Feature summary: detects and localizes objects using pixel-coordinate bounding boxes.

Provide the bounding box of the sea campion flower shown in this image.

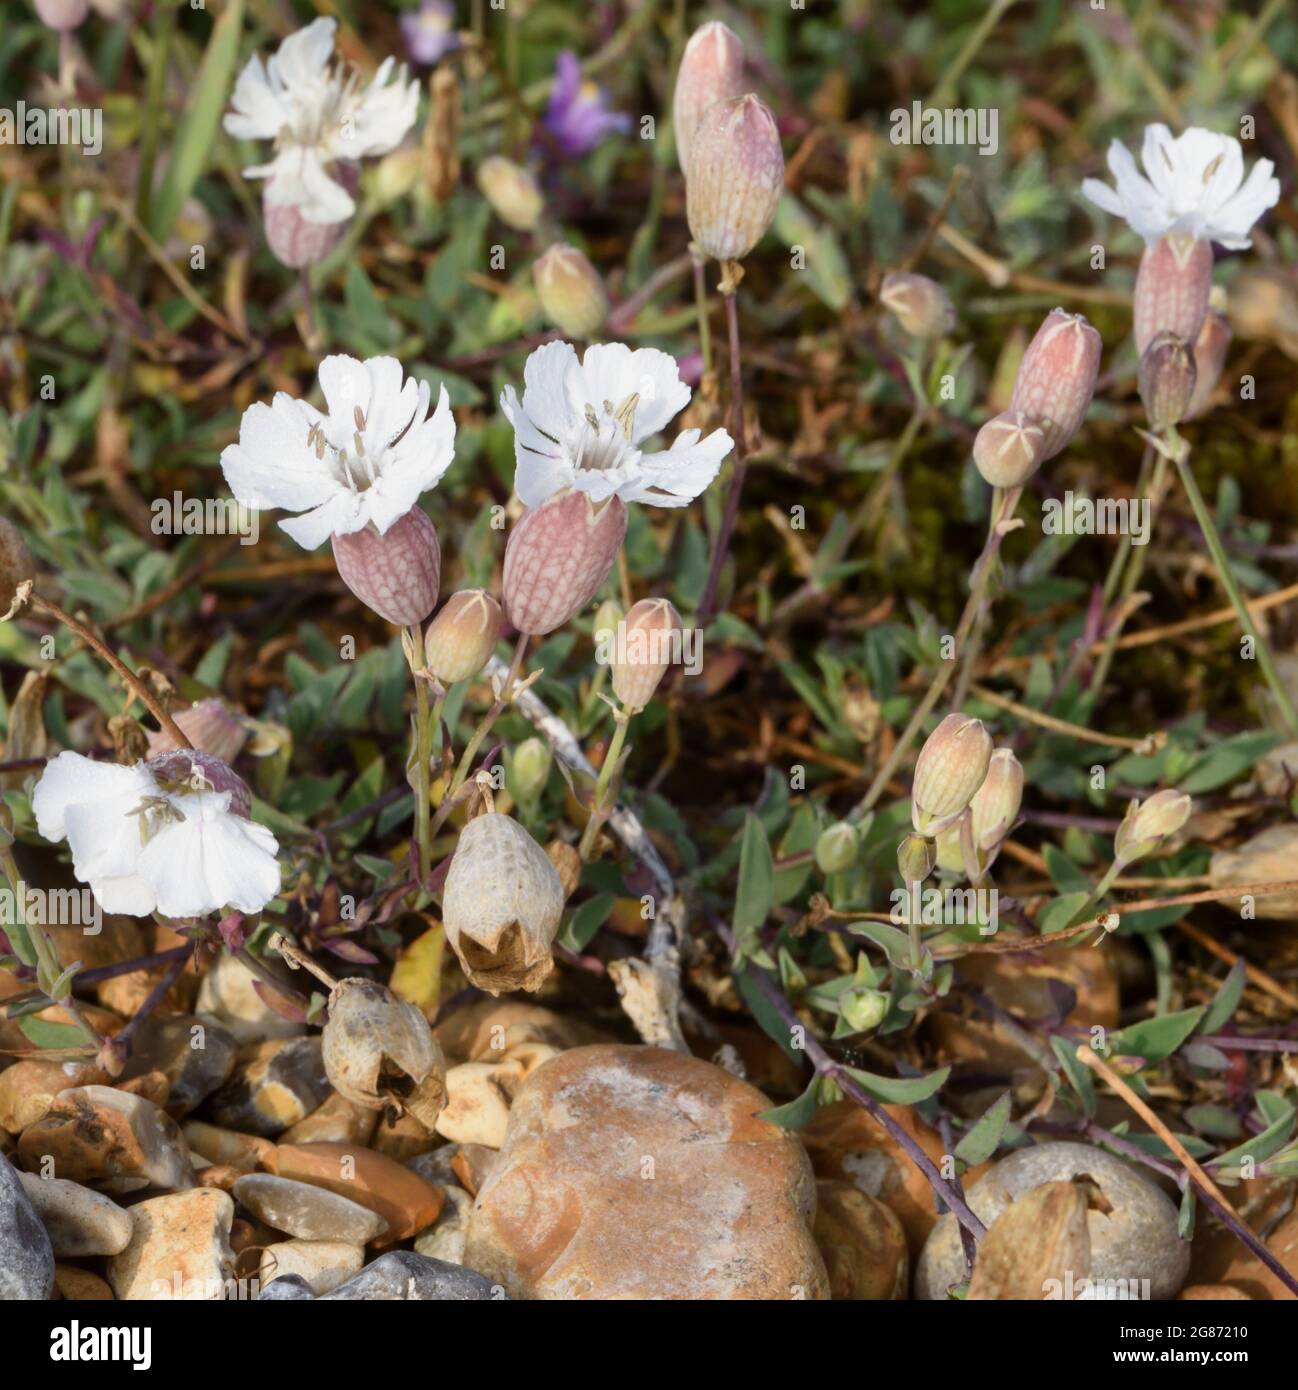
[33,750,280,918]
[424,590,503,684]
[1114,789,1192,866]
[686,93,784,265]
[543,51,630,157]
[1082,125,1279,353]
[224,18,418,265]
[146,698,248,763]
[672,20,745,173]
[219,354,455,625]
[972,412,1046,489]
[1007,308,1102,461]
[611,597,683,712]
[400,0,460,68]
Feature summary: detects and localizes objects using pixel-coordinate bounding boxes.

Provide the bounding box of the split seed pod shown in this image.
[1133,234,1213,357]
[673,20,745,173]
[322,977,447,1131]
[442,811,564,994]
[686,94,785,264]
[332,505,441,627]
[911,713,993,837]
[424,589,503,683]
[611,598,682,711]
[1008,308,1102,461]
[972,411,1047,488]
[503,490,628,636]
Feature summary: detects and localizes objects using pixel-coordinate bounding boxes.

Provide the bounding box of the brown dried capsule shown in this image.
[321,977,447,1132]
[424,589,503,683]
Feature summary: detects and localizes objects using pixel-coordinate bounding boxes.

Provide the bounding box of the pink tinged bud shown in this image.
[1133,234,1213,356]
[972,411,1047,488]
[146,699,248,764]
[969,748,1023,852]
[146,750,253,820]
[611,598,683,712]
[1137,331,1196,432]
[686,94,785,264]
[1184,309,1232,420]
[331,506,441,628]
[533,244,608,339]
[879,272,956,339]
[673,20,745,174]
[424,589,503,684]
[1114,789,1192,865]
[34,0,89,31]
[263,191,349,271]
[911,713,993,836]
[1008,308,1102,461]
[476,156,544,232]
[502,490,628,637]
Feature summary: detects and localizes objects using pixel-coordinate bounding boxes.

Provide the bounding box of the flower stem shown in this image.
[1170,432,1298,735]
[406,626,434,887]
[691,252,713,373]
[697,286,746,621]
[1064,858,1125,930]
[33,596,193,751]
[449,631,529,795]
[578,705,632,860]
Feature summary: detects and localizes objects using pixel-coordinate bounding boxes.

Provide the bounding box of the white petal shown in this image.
[619,428,733,507]
[89,872,157,917]
[359,357,418,450]
[502,385,570,506]
[518,341,583,443]
[32,752,152,843]
[280,491,366,548]
[317,354,374,428]
[343,69,420,158]
[366,384,456,530]
[220,397,339,513]
[62,795,151,908]
[139,798,281,917]
[578,344,690,442]
[223,55,286,141]
[270,18,337,91]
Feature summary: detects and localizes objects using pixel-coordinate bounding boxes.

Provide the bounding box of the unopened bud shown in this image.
[1133,233,1213,356]
[424,589,503,683]
[592,598,623,646]
[1138,331,1196,432]
[545,838,582,899]
[503,490,627,636]
[969,748,1023,853]
[476,156,544,232]
[0,518,35,620]
[911,713,993,835]
[897,832,936,884]
[686,94,784,264]
[972,411,1046,488]
[533,244,607,339]
[879,272,956,339]
[372,145,422,206]
[1114,789,1192,865]
[34,0,89,31]
[1008,309,1102,460]
[840,986,889,1033]
[815,821,858,875]
[147,699,248,763]
[611,598,682,711]
[332,506,441,627]
[509,737,552,804]
[1184,310,1232,421]
[673,21,745,173]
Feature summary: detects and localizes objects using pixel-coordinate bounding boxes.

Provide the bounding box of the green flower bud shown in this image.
[815,821,858,875]
[476,156,543,232]
[533,244,608,339]
[1115,789,1192,865]
[897,832,936,885]
[840,987,889,1033]
[509,737,552,805]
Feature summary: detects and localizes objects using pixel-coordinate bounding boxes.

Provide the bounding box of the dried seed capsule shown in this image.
[1008,308,1102,461]
[0,517,35,620]
[972,411,1047,489]
[879,272,956,339]
[686,94,784,264]
[911,713,993,836]
[321,978,447,1132]
[1133,233,1213,357]
[673,20,745,173]
[424,590,503,684]
[332,506,441,627]
[533,244,608,339]
[1137,331,1196,431]
[476,156,543,233]
[1114,789,1192,866]
[1184,310,1232,421]
[442,812,564,994]
[146,699,248,763]
[816,821,859,875]
[611,598,682,712]
[503,490,628,636]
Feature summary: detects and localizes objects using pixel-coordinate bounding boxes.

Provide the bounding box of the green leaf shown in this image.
[1050,1035,1096,1116]
[147,0,246,242]
[845,1063,950,1104]
[760,1077,825,1130]
[17,1015,88,1051]
[954,1090,1012,1167]
[1199,961,1245,1036]
[733,968,800,1064]
[732,813,774,959]
[1042,844,1091,894]
[1108,1006,1205,1065]
[557,894,614,953]
[1212,1109,1295,1171]
[1037,891,1091,935]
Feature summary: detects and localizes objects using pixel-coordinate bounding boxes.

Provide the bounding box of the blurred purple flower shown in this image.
[544,51,630,157]
[401,0,460,67]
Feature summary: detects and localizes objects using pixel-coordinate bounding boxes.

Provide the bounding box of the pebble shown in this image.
[407,1144,462,1188]
[436,1045,558,1148]
[17,1171,134,1256]
[264,1142,444,1242]
[107,1188,236,1301]
[813,1179,908,1299]
[0,1150,54,1300]
[465,1044,829,1299]
[233,1173,388,1243]
[317,1251,499,1301]
[206,1038,331,1138]
[281,1090,378,1146]
[53,1264,115,1300]
[17,1085,194,1194]
[195,953,305,1043]
[435,1000,599,1063]
[120,1013,238,1116]
[0,1060,107,1134]
[451,1144,497,1197]
[260,1239,365,1295]
[182,1120,275,1171]
[414,1186,472,1265]
[117,1070,172,1108]
[256,1272,315,1301]
[372,1109,438,1163]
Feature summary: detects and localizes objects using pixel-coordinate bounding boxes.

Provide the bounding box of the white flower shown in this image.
[33,752,281,918]
[1081,123,1279,250]
[500,341,733,508]
[219,354,456,549]
[224,17,419,224]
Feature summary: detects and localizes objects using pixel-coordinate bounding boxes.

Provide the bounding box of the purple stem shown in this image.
[697,292,747,622]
